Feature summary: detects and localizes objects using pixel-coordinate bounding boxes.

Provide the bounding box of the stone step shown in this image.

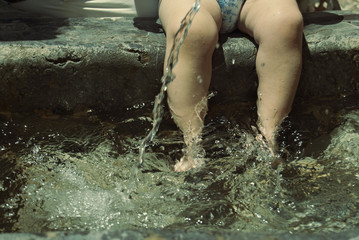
[0,10,358,112]
[1,228,359,240]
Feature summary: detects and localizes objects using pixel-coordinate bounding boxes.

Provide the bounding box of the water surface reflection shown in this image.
[0,103,358,233]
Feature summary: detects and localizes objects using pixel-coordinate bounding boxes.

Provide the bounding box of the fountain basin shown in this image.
[0,3,359,240]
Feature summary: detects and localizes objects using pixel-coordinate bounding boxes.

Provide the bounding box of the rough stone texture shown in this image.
[0,6,358,112]
[339,0,359,12]
[298,0,341,12]
[0,16,165,112]
[300,11,359,98]
[1,228,359,240]
[0,3,358,240]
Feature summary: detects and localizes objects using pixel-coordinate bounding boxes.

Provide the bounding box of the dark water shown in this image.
[0,97,358,233]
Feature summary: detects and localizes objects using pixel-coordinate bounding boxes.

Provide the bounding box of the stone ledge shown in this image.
[1,228,359,240]
[0,10,358,112]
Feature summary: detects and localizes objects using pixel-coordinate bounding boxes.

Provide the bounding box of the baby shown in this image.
[140,0,303,172]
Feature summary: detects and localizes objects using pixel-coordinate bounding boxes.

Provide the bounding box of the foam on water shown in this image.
[1,108,358,233]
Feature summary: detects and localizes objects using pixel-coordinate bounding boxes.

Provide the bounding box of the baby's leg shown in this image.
[159,0,221,171]
[238,0,303,152]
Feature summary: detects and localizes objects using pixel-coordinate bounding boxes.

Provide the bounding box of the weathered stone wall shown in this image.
[0,5,358,113]
[1,228,359,240]
[338,0,359,12]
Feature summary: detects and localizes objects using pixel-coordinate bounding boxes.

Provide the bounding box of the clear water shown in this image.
[0,98,358,233]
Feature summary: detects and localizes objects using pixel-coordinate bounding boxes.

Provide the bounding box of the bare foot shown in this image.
[173,157,196,172]
[255,132,276,155]
[173,141,204,172]
[255,128,283,167]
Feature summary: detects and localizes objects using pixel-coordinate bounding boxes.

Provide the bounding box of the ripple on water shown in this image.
[0,109,358,233]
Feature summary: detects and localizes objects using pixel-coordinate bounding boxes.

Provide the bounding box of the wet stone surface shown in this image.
[339,0,359,12]
[1,228,359,240]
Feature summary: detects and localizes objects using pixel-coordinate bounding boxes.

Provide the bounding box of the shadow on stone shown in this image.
[303,11,344,25]
[133,17,163,34]
[0,17,69,41]
[210,32,258,104]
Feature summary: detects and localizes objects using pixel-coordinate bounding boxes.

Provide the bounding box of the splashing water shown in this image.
[138,0,201,167]
[1,0,359,234]
[1,101,359,233]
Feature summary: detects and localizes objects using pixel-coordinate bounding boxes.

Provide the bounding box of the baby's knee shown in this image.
[165,14,219,54]
[270,10,303,41]
[282,11,303,32]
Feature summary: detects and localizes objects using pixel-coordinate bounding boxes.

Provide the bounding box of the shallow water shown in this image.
[0,98,358,234]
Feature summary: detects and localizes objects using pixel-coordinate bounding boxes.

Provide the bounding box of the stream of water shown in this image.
[139,0,201,167]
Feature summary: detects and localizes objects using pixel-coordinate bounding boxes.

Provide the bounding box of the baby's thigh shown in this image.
[238,0,302,40]
[159,0,222,35]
